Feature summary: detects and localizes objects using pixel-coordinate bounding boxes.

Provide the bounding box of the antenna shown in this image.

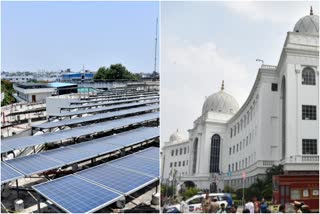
[153,18,158,73]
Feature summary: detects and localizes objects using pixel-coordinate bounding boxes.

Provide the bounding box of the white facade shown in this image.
[13,85,56,103]
[161,11,319,192]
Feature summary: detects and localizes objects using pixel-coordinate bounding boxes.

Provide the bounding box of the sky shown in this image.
[160,1,319,142]
[1,1,159,73]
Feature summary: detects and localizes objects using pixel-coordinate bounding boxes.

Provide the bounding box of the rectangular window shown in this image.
[183,161,185,166]
[171,150,174,156]
[233,146,235,154]
[170,162,173,167]
[232,164,234,172]
[229,147,232,155]
[176,149,178,155]
[240,141,242,150]
[236,162,238,171]
[302,105,317,120]
[180,148,182,155]
[230,128,233,138]
[272,83,278,91]
[187,160,188,165]
[179,161,181,167]
[302,139,317,154]
[234,125,236,136]
[228,164,231,172]
[174,162,177,167]
[184,147,186,154]
[236,144,239,152]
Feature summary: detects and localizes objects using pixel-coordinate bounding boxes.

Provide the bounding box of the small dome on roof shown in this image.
[202,81,239,115]
[169,129,184,144]
[293,7,319,34]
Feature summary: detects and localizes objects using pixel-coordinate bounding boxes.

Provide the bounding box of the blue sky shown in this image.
[161,1,319,141]
[1,1,159,73]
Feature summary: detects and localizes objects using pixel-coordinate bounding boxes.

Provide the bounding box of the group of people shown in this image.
[199,192,228,213]
[243,197,269,213]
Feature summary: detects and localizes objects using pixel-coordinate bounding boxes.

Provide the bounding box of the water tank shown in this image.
[151,192,160,205]
[14,199,24,212]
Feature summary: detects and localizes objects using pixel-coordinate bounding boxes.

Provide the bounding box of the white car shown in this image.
[165,193,228,213]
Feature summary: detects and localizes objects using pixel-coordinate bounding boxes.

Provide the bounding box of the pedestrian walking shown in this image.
[244,199,254,213]
[217,203,227,213]
[210,196,220,213]
[202,191,211,213]
[278,204,285,213]
[260,198,268,213]
[253,197,260,213]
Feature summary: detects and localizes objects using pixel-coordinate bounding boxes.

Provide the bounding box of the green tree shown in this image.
[94,64,140,81]
[182,187,200,199]
[1,80,16,106]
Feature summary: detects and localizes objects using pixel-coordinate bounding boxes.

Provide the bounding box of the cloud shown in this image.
[161,37,254,143]
[223,1,319,24]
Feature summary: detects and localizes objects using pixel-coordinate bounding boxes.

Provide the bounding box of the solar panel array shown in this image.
[2,127,159,179]
[133,147,160,160]
[2,112,159,153]
[50,100,159,117]
[32,147,159,213]
[33,175,122,213]
[1,162,24,184]
[35,103,159,129]
[70,95,159,105]
[59,96,159,111]
[81,91,158,100]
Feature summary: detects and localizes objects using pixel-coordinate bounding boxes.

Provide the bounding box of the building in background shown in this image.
[161,9,319,196]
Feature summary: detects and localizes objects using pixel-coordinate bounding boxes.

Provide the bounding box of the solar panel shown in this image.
[133,147,159,160]
[1,162,24,184]
[33,175,122,213]
[5,154,63,176]
[33,104,159,129]
[81,91,158,100]
[38,147,94,165]
[62,96,159,110]
[49,99,159,118]
[77,164,157,195]
[110,155,159,177]
[70,95,159,105]
[1,112,159,153]
[1,145,13,153]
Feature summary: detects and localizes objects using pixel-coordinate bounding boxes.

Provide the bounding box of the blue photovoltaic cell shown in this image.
[71,95,159,105]
[1,162,24,184]
[110,155,159,177]
[1,145,13,153]
[39,147,94,165]
[33,104,159,129]
[77,164,157,195]
[1,112,159,153]
[69,140,122,156]
[54,99,158,118]
[133,147,159,160]
[81,91,158,100]
[5,154,63,176]
[33,175,122,213]
[62,96,159,110]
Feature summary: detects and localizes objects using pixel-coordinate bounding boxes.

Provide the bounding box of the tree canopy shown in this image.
[1,80,16,106]
[94,64,140,81]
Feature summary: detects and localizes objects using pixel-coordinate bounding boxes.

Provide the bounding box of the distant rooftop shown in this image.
[48,82,77,88]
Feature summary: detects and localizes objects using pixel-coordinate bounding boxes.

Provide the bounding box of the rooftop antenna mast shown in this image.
[153,18,158,73]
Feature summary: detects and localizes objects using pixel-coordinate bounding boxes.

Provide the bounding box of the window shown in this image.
[244,116,247,128]
[232,163,234,172]
[236,144,239,152]
[246,136,249,145]
[241,119,243,130]
[233,146,235,154]
[176,149,178,155]
[234,125,236,136]
[188,197,202,205]
[228,164,231,172]
[302,139,317,154]
[210,134,221,173]
[171,150,174,156]
[184,147,186,154]
[180,148,183,155]
[272,83,278,91]
[187,160,188,165]
[242,160,244,169]
[229,147,232,155]
[302,67,316,85]
[183,161,185,166]
[174,162,177,167]
[230,128,233,138]
[237,123,240,133]
[240,141,242,150]
[302,105,317,120]
[236,162,238,171]
[179,161,181,167]
[170,162,173,167]
[245,158,247,167]
[192,138,198,174]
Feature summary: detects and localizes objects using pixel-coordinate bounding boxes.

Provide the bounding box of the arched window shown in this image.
[302,67,316,85]
[192,138,198,174]
[209,134,221,173]
[281,76,286,159]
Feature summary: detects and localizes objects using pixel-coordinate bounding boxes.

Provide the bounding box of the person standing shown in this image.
[244,199,254,213]
[217,203,227,213]
[180,196,189,213]
[278,204,285,213]
[253,197,260,213]
[202,191,211,213]
[210,196,220,213]
[260,198,268,213]
[293,201,303,213]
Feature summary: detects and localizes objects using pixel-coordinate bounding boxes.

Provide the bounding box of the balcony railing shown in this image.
[302,155,319,162]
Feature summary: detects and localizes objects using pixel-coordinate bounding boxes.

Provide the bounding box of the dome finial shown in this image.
[221,80,224,91]
[310,6,313,15]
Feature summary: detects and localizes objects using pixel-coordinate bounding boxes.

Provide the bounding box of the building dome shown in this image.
[169,129,184,144]
[293,7,319,34]
[202,81,239,115]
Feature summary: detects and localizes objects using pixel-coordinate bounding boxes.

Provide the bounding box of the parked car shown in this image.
[164,193,230,213]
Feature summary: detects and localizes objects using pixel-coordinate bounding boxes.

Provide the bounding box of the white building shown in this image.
[161,10,319,192]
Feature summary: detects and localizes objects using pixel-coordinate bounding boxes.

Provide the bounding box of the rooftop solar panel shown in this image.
[38,147,95,165]
[109,155,159,177]
[33,104,159,129]
[71,95,159,105]
[1,112,159,153]
[5,154,63,176]
[81,91,158,100]
[69,141,122,156]
[133,147,159,160]
[1,145,13,153]
[33,175,122,213]
[77,164,157,195]
[50,99,159,118]
[62,96,159,110]
[1,162,24,184]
